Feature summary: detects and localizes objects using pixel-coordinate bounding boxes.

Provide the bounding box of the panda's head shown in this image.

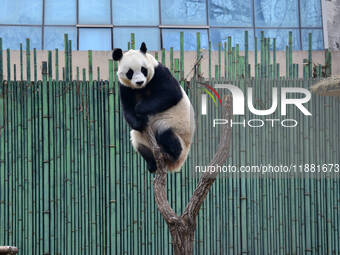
[112,42,158,89]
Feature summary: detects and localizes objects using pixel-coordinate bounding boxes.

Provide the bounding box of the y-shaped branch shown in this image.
[145,95,233,254]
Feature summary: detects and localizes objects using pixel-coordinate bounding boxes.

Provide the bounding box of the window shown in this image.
[44,27,77,50]
[113,28,160,50]
[45,0,76,25]
[0,0,325,50]
[79,28,112,50]
[162,29,208,50]
[254,0,299,27]
[113,0,159,25]
[161,0,207,25]
[209,0,252,27]
[79,0,111,24]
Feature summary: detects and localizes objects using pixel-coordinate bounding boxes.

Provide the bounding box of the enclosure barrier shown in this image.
[0,32,339,254]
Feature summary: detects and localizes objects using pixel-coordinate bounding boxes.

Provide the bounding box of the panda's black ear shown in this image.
[140,42,147,54]
[112,48,123,61]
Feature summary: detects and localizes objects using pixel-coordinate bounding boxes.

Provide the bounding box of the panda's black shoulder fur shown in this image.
[119,63,183,131]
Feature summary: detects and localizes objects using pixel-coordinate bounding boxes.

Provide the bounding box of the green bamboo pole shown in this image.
[82,68,86,82]
[131,33,135,50]
[325,49,332,77]
[88,50,93,84]
[214,65,218,80]
[97,67,100,81]
[240,56,245,78]
[64,34,69,82]
[0,38,3,82]
[218,42,221,80]
[48,51,52,81]
[228,36,231,80]
[13,64,16,82]
[273,38,277,79]
[109,59,113,88]
[76,66,79,81]
[295,64,299,78]
[236,44,240,79]
[41,61,50,254]
[180,31,184,84]
[255,37,258,79]
[265,38,269,78]
[308,33,312,78]
[161,48,166,65]
[6,48,10,81]
[20,43,23,80]
[286,46,289,78]
[69,40,73,81]
[34,48,37,83]
[174,58,180,81]
[224,41,227,79]
[55,49,59,81]
[26,38,31,82]
[245,30,249,78]
[170,47,174,74]
[303,59,308,79]
[232,47,236,80]
[261,31,264,78]
[288,31,293,78]
[209,41,212,80]
[196,32,201,77]
[267,38,271,78]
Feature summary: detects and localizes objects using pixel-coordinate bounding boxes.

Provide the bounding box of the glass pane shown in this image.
[79,0,111,24]
[162,29,208,50]
[161,0,207,25]
[255,29,300,50]
[113,0,159,25]
[79,28,111,50]
[0,26,42,49]
[44,27,77,50]
[0,0,42,25]
[302,29,324,50]
[255,0,298,27]
[45,0,76,25]
[114,28,160,50]
[209,0,252,26]
[210,29,254,50]
[300,0,322,27]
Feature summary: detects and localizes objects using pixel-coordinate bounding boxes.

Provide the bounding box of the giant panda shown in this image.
[112,42,195,173]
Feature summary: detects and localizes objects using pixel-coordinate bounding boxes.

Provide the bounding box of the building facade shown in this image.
[0,0,334,51]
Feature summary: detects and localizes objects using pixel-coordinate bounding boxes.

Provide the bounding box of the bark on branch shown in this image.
[145,95,233,254]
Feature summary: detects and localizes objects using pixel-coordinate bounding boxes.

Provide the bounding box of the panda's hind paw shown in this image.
[155,129,182,162]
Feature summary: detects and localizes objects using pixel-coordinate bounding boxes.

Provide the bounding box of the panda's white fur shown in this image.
[113,43,195,172]
[117,50,158,89]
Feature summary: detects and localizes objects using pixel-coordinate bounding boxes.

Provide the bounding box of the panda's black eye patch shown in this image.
[126,69,134,80]
[141,66,148,77]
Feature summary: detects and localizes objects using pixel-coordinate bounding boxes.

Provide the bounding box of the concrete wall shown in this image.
[325,0,340,50]
[1,50,340,81]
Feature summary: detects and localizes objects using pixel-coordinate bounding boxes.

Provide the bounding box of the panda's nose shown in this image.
[136,81,143,86]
